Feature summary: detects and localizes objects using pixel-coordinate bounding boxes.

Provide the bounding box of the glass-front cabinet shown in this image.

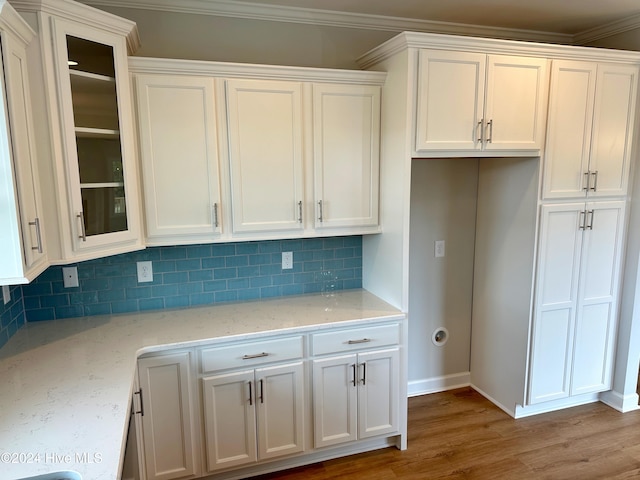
[52,18,141,256]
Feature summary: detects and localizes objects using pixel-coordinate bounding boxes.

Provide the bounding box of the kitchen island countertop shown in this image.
[0,289,403,480]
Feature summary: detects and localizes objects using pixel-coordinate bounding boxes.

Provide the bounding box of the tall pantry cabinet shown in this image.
[12,0,144,263]
[357,32,640,418]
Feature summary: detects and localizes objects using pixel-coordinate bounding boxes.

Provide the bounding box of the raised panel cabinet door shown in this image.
[312,83,380,229]
[202,370,257,472]
[588,65,638,198]
[255,362,305,460]
[357,348,399,439]
[135,74,222,242]
[312,354,358,448]
[542,61,596,199]
[571,201,625,395]
[416,50,486,151]
[0,32,47,283]
[226,79,304,234]
[528,204,584,405]
[484,55,549,151]
[138,353,197,480]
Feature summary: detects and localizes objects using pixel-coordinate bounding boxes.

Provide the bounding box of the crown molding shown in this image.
[129,56,387,84]
[357,31,640,70]
[81,0,572,44]
[0,1,36,45]
[573,12,640,46]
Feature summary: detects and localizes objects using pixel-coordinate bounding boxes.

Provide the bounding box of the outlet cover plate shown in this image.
[2,285,10,305]
[137,261,153,283]
[435,240,445,258]
[62,266,79,288]
[282,252,293,270]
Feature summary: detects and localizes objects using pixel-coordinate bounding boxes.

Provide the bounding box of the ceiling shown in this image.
[83,0,640,44]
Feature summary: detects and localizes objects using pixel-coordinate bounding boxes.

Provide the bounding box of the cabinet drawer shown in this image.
[311,323,400,356]
[200,336,304,373]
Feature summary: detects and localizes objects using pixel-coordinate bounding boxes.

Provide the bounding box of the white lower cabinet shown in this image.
[136,352,198,480]
[202,362,305,472]
[312,348,399,448]
[528,201,625,405]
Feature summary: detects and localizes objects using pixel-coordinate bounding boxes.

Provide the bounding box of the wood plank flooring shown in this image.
[253,387,640,479]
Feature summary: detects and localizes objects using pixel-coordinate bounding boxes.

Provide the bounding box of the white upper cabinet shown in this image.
[543,60,638,199]
[312,83,380,230]
[13,0,143,263]
[135,74,222,244]
[416,50,548,155]
[226,78,304,235]
[0,4,48,285]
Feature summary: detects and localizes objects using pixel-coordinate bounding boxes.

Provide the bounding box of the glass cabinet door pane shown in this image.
[67,34,127,237]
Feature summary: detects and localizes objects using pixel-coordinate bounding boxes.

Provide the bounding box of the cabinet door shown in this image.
[571,201,625,395]
[528,204,584,405]
[202,370,257,472]
[255,362,305,460]
[357,348,399,439]
[0,33,47,283]
[226,79,304,234]
[416,50,485,152]
[312,83,379,229]
[50,18,141,254]
[312,354,357,448]
[484,55,548,151]
[542,61,596,199]
[138,353,197,480]
[588,65,638,198]
[135,74,222,242]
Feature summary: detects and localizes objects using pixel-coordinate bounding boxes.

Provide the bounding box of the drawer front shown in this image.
[311,323,400,356]
[200,336,304,373]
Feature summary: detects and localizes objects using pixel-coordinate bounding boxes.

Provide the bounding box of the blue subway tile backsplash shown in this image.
[0,286,25,349]
[21,236,363,322]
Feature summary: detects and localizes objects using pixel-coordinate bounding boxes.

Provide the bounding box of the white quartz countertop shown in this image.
[0,290,403,480]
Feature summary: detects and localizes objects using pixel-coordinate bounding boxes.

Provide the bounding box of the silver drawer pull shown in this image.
[347,338,371,345]
[242,352,270,360]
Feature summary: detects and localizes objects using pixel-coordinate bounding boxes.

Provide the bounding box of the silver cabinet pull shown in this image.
[347,338,371,345]
[477,119,483,143]
[28,217,43,253]
[248,381,253,406]
[242,352,269,360]
[590,171,598,192]
[133,389,144,416]
[583,171,590,191]
[351,363,357,387]
[213,203,219,228]
[487,119,493,143]
[587,209,595,230]
[77,213,86,241]
[318,200,324,222]
[579,211,586,230]
[259,379,264,404]
[297,200,303,224]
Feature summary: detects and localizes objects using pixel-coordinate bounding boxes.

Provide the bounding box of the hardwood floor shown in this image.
[254,387,640,479]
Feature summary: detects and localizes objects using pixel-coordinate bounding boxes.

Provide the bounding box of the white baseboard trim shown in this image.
[513,392,600,418]
[408,372,470,397]
[599,390,640,413]
[470,383,517,418]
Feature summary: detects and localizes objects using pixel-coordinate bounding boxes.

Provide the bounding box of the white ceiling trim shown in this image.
[82,0,573,44]
[573,12,640,45]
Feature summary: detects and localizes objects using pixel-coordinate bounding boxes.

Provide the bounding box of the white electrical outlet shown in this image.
[282,251,293,270]
[2,285,10,305]
[137,261,153,283]
[435,240,445,258]
[62,266,79,288]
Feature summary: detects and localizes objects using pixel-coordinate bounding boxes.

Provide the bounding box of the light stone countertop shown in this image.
[0,289,403,480]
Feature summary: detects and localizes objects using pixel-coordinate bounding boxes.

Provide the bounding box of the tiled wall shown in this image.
[0,286,25,349]
[22,236,363,322]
